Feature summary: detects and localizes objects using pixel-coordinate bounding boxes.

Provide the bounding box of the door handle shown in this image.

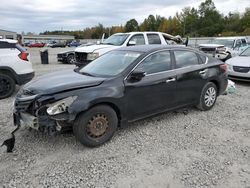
[166,78,176,83]
[199,70,207,74]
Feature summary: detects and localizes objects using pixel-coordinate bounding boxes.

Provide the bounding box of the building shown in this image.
[0,29,17,39]
[23,34,75,43]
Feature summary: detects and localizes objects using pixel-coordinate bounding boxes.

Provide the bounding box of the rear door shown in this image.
[124,50,177,120]
[172,50,207,105]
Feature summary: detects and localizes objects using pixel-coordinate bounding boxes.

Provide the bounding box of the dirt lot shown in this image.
[0,48,250,188]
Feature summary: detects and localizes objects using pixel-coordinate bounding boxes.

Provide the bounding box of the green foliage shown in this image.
[125,19,139,32]
[40,0,250,38]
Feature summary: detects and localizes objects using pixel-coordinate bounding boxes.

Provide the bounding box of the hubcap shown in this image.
[204,87,216,107]
[0,77,11,95]
[87,114,109,138]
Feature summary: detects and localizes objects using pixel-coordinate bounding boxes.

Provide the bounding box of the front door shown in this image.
[124,50,177,120]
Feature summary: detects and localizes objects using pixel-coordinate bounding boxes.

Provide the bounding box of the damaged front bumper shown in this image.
[13,94,75,134]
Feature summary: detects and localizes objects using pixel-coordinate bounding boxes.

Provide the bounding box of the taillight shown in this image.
[18,52,29,61]
[220,64,228,72]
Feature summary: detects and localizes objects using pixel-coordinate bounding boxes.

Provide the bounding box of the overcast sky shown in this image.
[0,0,249,33]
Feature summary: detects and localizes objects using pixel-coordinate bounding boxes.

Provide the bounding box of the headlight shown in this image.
[47,96,77,115]
[87,52,99,61]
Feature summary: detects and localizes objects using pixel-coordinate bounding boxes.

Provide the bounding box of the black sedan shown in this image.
[57,50,76,64]
[14,45,228,147]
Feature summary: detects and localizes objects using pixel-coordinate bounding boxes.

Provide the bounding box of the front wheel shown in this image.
[73,105,118,147]
[0,73,16,99]
[67,54,76,64]
[197,82,217,111]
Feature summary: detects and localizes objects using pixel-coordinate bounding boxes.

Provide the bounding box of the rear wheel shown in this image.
[0,73,16,99]
[73,105,118,147]
[197,82,217,111]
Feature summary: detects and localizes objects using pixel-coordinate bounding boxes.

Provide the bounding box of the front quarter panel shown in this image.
[67,79,125,119]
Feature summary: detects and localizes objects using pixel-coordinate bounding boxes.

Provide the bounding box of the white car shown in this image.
[199,37,249,61]
[226,46,250,81]
[74,32,184,66]
[0,39,34,99]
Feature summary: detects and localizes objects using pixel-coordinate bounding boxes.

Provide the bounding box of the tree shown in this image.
[125,19,139,32]
[197,0,224,36]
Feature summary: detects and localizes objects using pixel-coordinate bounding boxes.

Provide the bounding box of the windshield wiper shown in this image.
[80,72,95,77]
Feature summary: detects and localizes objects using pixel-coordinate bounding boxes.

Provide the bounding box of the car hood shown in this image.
[199,44,225,48]
[75,44,119,53]
[23,70,105,95]
[226,56,250,67]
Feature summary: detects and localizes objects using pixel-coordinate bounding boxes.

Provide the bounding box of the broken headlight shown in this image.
[47,96,77,115]
[87,52,99,61]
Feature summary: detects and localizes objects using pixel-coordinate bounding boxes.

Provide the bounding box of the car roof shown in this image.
[115,45,197,53]
[0,39,17,43]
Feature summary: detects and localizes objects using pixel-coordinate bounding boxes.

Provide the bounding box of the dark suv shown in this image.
[14,45,228,147]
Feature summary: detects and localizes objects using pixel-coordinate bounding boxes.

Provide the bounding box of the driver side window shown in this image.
[135,51,172,74]
[128,34,145,46]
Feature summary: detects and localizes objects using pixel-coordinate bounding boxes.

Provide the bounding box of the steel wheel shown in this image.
[204,87,216,107]
[87,114,109,138]
[73,105,118,147]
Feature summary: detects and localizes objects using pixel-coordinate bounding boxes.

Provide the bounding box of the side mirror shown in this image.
[129,71,146,82]
[128,41,136,46]
[96,40,101,44]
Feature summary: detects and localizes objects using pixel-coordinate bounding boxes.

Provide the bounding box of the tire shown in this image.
[73,105,118,147]
[0,73,16,99]
[67,54,76,64]
[197,82,217,111]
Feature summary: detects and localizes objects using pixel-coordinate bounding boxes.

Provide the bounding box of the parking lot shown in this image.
[0,47,250,188]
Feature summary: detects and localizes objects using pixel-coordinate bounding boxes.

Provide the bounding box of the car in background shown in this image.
[50,41,66,48]
[0,39,34,99]
[46,41,57,47]
[68,41,81,47]
[226,46,250,81]
[199,37,249,61]
[28,42,45,48]
[57,43,94,64]
[14,45,227,147]
[57,50,76,64]
[23,41,32,47]
[74,31,186,66]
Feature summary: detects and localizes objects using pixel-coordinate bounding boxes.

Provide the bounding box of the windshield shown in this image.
[209,39,234,48]
[240,46,250,56]
[102,34,129,46]
[79,51,141,77]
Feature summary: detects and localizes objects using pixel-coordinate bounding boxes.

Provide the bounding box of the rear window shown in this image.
[174,50,199,68]
[147,34,161,44]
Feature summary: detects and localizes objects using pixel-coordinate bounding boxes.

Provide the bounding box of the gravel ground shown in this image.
[0,48,250,188]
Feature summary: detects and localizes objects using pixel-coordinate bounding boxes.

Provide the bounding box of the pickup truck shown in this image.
[74,32,185,66]
[199,37,249,61]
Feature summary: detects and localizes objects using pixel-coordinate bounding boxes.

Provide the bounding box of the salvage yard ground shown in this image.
[0,48,249,188]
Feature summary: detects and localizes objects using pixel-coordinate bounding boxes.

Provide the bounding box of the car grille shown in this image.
[15,98,34,112]
[57,54,63,58]
[75,52,88,63]
[233,66,250,73]
[15,92,37,112]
